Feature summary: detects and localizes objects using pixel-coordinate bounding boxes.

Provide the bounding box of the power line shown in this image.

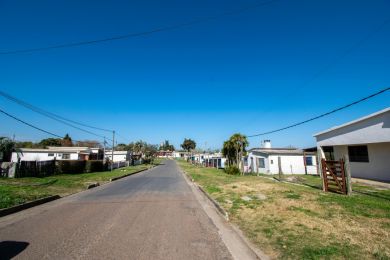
[0,0,280,55]
[0,90,113,141]
[247,86,390,138]
[0,107,63,138]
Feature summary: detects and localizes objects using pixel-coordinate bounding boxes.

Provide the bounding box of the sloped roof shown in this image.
[313,107,390,137]
[249,148,304,155]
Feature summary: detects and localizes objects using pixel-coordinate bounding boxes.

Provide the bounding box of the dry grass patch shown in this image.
[177,160,390,259]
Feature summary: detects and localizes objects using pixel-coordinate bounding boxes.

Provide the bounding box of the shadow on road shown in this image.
[0,241,29,259]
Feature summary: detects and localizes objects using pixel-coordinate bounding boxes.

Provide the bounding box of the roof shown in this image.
[18,147,90,153]
[314,107,390,137]
[249,148,304,156]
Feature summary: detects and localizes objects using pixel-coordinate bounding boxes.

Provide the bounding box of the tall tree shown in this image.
[38,138,62,148]
[181,138,196,153]
[61,134,73,147]
[0,137,15,162]
[222,133,249,173]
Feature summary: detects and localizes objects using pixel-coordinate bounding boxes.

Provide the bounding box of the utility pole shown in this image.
[103,137,106,163]
[111,130,115,171]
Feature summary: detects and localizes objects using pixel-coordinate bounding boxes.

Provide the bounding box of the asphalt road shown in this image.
[0,160,232,260]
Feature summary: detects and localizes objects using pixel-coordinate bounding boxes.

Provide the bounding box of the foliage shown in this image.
[75,140,101,148]
[38,138,62,148]
[0,137,15,162]
[181,138,196,152]
[61,134,73,147]
[55,160,86,174]
[85,160,105,173]
[222,133,248,171]
[159,140,175,151]
[224,165,241,175]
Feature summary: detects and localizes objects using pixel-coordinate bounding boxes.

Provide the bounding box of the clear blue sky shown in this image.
[0,0,389,150]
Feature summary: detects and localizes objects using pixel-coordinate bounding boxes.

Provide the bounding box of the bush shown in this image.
[224,165,241,175]
[85,160,104,173]
[56,160,86,174]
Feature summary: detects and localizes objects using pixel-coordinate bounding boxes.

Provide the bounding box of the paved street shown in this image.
[0,160,232,260]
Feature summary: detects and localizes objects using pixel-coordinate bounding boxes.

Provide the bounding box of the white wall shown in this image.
[11,152,79,162]
[248,153,317,175]
[332,143,390,182]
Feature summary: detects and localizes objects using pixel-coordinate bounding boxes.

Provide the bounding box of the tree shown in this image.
[159,140,175,151]
[181,138,196,153]
[38,138,62,148]
[61,134,73,147]
[115,143,127,151]
[0,137,15,162]
[222,133,248,174]
[75,140,101,148]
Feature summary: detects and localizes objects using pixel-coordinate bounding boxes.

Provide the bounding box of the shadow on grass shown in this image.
[0,241,29,259]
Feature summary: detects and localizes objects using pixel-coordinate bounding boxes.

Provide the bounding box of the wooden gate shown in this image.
[321,159,347,194]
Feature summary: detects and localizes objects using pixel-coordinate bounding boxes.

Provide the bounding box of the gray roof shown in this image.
[313,107,390,137]
[249,148,304,156]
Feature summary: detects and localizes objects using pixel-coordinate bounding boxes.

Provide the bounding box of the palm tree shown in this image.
[222,133,249,173]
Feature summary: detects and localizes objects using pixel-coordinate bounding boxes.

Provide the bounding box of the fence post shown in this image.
[343,156,353,195]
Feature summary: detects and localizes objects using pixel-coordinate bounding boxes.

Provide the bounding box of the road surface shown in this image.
[0,160,232,260]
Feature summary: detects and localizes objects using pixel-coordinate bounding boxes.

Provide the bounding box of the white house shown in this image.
[203,153,226,169]
[314,107,390,182]
[245,141,317,175]
[11,147,96,162]
[104,150,131,163]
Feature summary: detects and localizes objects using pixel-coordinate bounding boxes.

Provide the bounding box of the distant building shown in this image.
[314,107,390,182]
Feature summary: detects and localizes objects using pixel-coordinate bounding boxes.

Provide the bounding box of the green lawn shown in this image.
[0,161,160,209]
[177,160,390,259]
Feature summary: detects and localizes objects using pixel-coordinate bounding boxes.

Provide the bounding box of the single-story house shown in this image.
[203,153,226,169]
[104,150,131,163]
[314,107,390,182]
[245,145,317,175]
[11,146,101,162]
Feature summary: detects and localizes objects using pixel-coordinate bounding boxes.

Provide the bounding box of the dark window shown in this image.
[305,156,313,166]
[48,153,54,157]
[257,158,265,168]
[348,146,369,162]
[323,146,335,160]
[62,153,70,160]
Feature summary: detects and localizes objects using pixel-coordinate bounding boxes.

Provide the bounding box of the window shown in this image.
[305,156,313,166]
[62,153,70,160]
[257,158,265,168]
[271,160,274,164]
[48,153,54,157]
[348,146,369,162]
[323,146,335,160]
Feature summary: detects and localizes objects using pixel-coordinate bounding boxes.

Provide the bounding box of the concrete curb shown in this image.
[109,166,155,182]
[0,195,61,218]
[197,185,229,221]
[180,168,269,260]
[181,171,229,220]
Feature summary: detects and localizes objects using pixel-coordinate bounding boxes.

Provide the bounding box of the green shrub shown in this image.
[85,160,104,173]
[56,160,86,174]
[225,165,241,175]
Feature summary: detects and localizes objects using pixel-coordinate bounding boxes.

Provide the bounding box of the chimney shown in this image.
[262,140,271,148]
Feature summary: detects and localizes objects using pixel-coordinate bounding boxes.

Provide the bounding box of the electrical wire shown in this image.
[0,90,113,141]
[247,86,390,137]
[0,0,280,55]
[0,107,63,138]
